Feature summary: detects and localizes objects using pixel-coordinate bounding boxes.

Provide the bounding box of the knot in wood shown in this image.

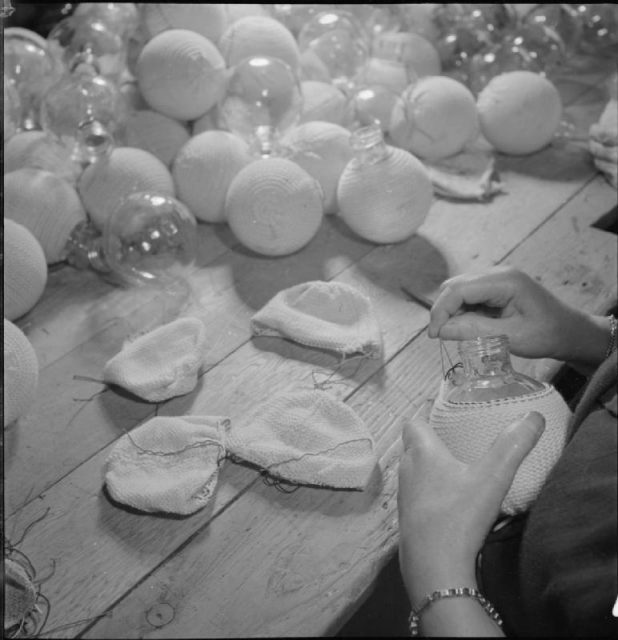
[146,602,175,628]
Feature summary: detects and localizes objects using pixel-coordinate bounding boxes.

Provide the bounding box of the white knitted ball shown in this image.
[337,142,433,244]
[172,130,252,223]
[4,219,47,321]
[218,16,300,71]
[4,318,39,428]
[142,3,228,43]
[125,109,191,167]
[477,71,562,155]
[283,122,353,215]
[390,76,479,160]
[78,147,175,230]
[4,168,87,264]
[429,384,572,515]
[136,29,226,120]
[225,158,324,256]
[299,81,347,125]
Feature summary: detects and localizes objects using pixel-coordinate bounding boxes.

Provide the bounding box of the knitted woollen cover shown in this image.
[4,319,39,428]
[103,317,207,402]
[225,390,378,489]
[251,281,383,358]
[105,415,228,515]
[429,383,572,515]
[4,219,48,321]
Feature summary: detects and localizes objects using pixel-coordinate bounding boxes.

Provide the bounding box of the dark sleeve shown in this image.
[518,405,617,637]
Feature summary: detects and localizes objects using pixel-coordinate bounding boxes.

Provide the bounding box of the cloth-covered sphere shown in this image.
[4,168,87,264]
[390,76,479,160]
[283,121,353,215]
[299,81,347,125]
[78,147,175,230]
[4,318,39,428]
[225,157,323,256]
[141,3,228,43]
[477,71,562,155]
[172,130,252,223]
[136,29,226,121]
[218,16,300,71]
[4,219,47,321]
[125,109,191,167]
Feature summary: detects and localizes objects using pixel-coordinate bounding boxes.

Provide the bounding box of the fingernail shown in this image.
[524,411,545,433]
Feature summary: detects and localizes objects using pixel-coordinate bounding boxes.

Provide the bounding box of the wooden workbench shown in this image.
[4,55,617,638]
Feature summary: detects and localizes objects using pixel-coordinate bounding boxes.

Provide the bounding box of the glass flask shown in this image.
[337,123,433,244]
[443,335,545,403]
[4,74,21,141]
[297,9,370,94]
[47,13,128,81]
[64,192,198,288]
[344,84,404,134]
[571,3,618,56]
[218,55,303,158]
[270,4,334,37]
[40,50,127,164]
[3,28,60,130]
[524,4,582,57]
[72,2,139,41]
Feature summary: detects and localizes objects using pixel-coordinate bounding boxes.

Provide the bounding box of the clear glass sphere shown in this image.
[4,74,22,141]
[297,10,370,93]
[269,4,335,37]
[344,84,403,134]
[339,4,403,43]
[40,53,127,164]
[524,4,582,56]
[3,29,60,130]
[72,3,139,41]
[47,14,127,80]
[104,192,198,287]
[218,55,303,157]
[572,3,618,55]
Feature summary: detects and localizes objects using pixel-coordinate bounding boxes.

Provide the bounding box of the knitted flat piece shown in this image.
[103,317,207,402]
[251,280,383,358]
[429,383,572,515]
[226,391,378,489]
[105,415,228,515]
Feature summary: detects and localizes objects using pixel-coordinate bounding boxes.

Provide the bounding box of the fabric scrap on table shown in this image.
[105,415,228,515]
[424,141,505,202]
[103,316,207,402]
[250,280,383,358]
[225,390,378,490]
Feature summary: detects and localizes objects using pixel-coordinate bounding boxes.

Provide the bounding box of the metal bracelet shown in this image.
[408,587,503,637]
[606,315,617,359]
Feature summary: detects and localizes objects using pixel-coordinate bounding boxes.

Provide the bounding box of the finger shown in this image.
[437,313,509,342]
[400,401,453,461]
[400,400,434,451]
[475,411,545,492]
[428,279,514,338]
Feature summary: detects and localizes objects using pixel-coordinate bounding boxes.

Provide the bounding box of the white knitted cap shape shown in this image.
[251,281,383,358]
[429,383,572,515]
[103,317,207,402]
[105,415,227,515]
[225,391,378,489]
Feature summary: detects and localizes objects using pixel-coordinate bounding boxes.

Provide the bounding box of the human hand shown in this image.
[426,266,609,366]
[397,401,545,604]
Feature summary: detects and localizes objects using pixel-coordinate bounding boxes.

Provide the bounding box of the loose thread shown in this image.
[8,507,51,549]
[122,427,226,463]
[311,352,369,391]
[29,609,113,639]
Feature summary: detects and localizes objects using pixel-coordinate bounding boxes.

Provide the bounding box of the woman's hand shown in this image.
[427,266,611,369]
[398,401,545,608]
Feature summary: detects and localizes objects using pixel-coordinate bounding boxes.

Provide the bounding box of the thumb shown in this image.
[475,411,546,494]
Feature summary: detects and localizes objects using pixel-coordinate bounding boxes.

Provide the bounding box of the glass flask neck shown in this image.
[458,335,514,379]
[64,221,111,273]
[252,125,282,158]
[350,123,388,165]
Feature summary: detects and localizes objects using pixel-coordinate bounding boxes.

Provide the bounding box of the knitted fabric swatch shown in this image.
[105,415,228,515]
[103,317,207,402]
[226,391,378,489]
[429,383,572,515]
[251,280,383,358]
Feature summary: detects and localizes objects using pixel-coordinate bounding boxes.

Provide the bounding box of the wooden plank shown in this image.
[7,171,615,638]
[82,176,618,639]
